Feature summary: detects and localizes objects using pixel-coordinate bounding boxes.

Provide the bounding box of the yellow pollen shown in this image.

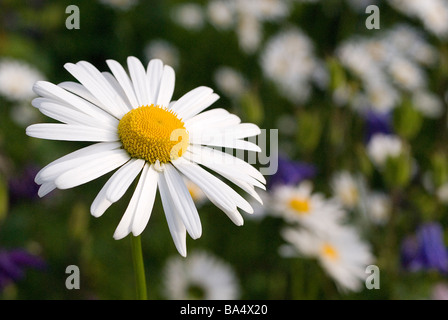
[289,197,311,215]
[321,243,339,261]
[118,105,189,164]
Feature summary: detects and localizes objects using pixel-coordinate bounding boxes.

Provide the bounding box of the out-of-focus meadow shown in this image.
[1,0,448,300]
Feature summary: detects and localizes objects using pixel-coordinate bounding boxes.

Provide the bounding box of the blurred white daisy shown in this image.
[436,182,448,204]
[207,0,292,54]
[171,3,205,31]
[282,226,374,292]
[387,57,425,91]
[144,39,180,69]
[364,191,391,225]
[213,66,249,99]
[336,24,437,114]
[412,90,444,119]
[388,0,448,38]
[26,57,265,256]
[331,171,363,210]
[260,28,323,104]
[236,0,290,23]
[163,250,240,299]
[271,181,346,234]
[0,59,44,102]
[206,0,235,30]
[366,133,403,168]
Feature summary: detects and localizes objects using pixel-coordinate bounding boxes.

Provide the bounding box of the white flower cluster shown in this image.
[260,28,327,104]
[263,181,375,292]
[206,0,292,54]
[336,25,441,116]
[388,0,448,39]
[0,58,45,126]
[331,170,391,226]
[0,59,44,102]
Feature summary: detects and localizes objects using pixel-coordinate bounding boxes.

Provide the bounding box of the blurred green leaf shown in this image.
[393,99,423,140]
[383,153,412,190]
[239,90,264,124]
[296,110,323,153]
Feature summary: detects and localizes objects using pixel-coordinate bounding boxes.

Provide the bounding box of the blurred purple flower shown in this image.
[401,222,448,273]
[267,155,316,190]
[0,248,46,291]
[8,164,40,204]
[364,110,393,143]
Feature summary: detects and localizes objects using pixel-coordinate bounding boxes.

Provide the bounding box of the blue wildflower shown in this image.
[267,155,316,190]
[364,110,393,143]
[0,248,46,291]
[401,222,448,273]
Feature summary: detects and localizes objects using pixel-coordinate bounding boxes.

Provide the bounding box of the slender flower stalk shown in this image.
[130,235,147,300]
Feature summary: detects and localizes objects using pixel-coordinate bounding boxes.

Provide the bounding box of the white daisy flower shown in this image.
[330,171,362,210]
[26,57,265,257]
[0,59,44,101]
[282,226,375,292]
[260,28,320,103]
[271,181,347,235]
[206,0,236,30]
[412,90,444,119]
[163,250,240,300]
[364,191,391,225]
[366,133,403,168]
[171,3,205,31]
[213,66,249,99]
[144,39,180,70]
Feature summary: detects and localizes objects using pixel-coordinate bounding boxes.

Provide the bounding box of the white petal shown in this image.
[64,63,125,119]
[158,170,187,256]
[106,158,146,203]
[187,144,266,184]
[180,93,220,120]
[56,81,105,108]
[34,100,115,130]
[169,86,213,118]
[34,81,119,124]
[131,165,158,236]
[90,175,114,218]
[172,159,247,225]
[26,124,119,142]
[113,163,150,240]
[185,151,264,204]
[54,149,130,189]
[106,59,139,108]
[127,56,151,107]
[162,164,202,239]
[38,182,56,197]
[156,65,175,108]
[102,71,133,111]
[35,142,122,184]
[190,123,260,143]
[76,61,130,116]
[189,133,261,152]
[184,108,239,130]
[146,59,164,105]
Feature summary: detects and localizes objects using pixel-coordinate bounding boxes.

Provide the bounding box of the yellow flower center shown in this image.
[118,105,189,164]
[289,197,311,215]
[321,243,339,261]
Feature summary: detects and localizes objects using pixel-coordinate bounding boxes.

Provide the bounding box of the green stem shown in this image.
[130,235,147,300]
